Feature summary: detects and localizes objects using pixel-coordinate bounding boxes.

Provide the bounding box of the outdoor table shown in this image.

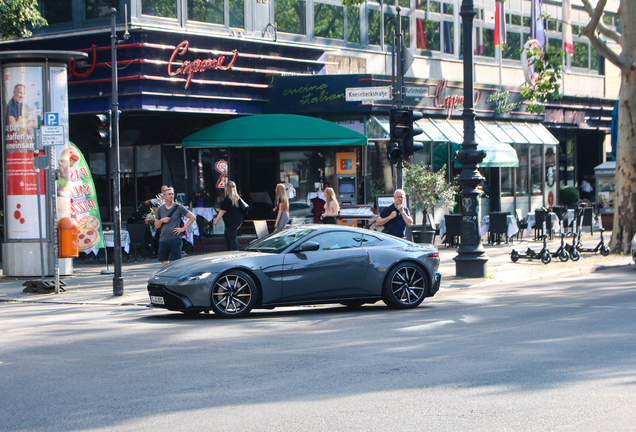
[103,230,131,253]
[191,207,217,222]
[480,214,519,238]
[183,219,200,245]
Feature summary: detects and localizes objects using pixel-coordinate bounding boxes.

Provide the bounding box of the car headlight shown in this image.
[178,272,212,282]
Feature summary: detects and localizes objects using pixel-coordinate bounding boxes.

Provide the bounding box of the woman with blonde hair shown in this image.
[274,183,289,232]
[320,187,340,224]
[213,181,247,250]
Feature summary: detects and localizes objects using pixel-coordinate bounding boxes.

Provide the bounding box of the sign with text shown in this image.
[40,126,64,146]
[345,86,391,102]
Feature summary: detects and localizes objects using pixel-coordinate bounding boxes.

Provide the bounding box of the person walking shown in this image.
[320,187,339,224]
[274,183,289,232]
[213,181,247,250]
[155,187,195,266]
[376,189,413,239]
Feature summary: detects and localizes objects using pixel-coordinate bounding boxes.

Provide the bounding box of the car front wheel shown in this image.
[211,271,258,318]
[382,263,428,309]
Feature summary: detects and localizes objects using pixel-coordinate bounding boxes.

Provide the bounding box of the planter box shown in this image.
[412,231,436,244]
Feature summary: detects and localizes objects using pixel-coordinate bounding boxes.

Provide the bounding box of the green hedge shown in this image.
[559,186,580,206]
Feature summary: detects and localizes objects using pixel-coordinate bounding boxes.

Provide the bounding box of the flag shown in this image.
[494,0,507,48]
[563,0,573,54]
[530,0,545,47]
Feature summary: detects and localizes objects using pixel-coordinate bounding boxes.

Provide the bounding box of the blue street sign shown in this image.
[45,112,59,126]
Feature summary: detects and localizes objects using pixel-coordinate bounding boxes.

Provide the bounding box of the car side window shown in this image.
[311,232,363,251]
[361,233,383,247]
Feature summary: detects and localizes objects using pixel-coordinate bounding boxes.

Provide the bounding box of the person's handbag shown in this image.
[368,215,385,232]
[239,198,249,216]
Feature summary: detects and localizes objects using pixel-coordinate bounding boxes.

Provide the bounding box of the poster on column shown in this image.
[49,66,72,221]
[68,143,104,254]
[3,65,46,239]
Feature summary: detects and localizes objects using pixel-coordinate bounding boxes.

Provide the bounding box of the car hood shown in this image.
[152,251,272,278]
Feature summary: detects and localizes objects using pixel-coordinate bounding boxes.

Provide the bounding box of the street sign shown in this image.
[45,112,60,126]
[40,125,65,146]
[405,87,429,98]
[33,155,50,170]
[345,86,392,102]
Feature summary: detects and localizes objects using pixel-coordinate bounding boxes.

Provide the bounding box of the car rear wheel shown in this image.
[382,263,428,309]
[211,271,258,318]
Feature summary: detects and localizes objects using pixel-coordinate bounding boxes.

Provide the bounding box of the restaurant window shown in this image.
[89,152,109,221]
[39,0,73,24]
[501,167,513,197]
[142,0,178,18]
[275,0,307,35]
[136,145,162,205]
[530,144,543,196]
[314,2,344,40]
[85,0,119,20]
[279,151,316,203]
[515,145,528,197]
[200,149,229,207]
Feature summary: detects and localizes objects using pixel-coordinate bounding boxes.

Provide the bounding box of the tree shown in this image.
[403,162,457,230]
[0,0,47,39]
[580,0,635,254]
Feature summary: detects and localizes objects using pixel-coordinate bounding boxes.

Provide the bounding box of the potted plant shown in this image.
[190,189,210,208]
[404,162,458,244]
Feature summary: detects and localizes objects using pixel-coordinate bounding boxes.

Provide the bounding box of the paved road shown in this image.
[1,263,634,431]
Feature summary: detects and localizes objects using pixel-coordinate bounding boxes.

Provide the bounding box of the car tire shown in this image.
[382,262,428,309]
[600,246,610,256]
[211,270,258,318]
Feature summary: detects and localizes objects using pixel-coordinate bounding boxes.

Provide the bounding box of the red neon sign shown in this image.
[434,78,481,119]
[168,41,239,89]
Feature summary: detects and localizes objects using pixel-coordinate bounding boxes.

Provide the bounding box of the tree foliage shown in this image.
[403,162,457,220]
[0,0,47,39]
[520,44,564,114]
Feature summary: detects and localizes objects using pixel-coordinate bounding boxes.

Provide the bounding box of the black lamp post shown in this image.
[453,0,489,278]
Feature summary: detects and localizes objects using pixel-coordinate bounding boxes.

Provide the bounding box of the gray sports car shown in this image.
[147,224,441,318]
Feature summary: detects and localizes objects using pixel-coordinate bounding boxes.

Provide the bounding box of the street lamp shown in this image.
[453,0,489,278]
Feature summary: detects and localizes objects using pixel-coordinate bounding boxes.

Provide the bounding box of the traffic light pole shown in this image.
[394,7,404,190]
[111,9,124,295]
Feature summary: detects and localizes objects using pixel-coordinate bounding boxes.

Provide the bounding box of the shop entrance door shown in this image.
[244,148,277,219]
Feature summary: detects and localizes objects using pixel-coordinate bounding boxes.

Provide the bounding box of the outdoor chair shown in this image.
[489,212,509,245]
[534,209,552,240]
[426,213,440,245]
[443,214,461,248]
[127,224,150,262]
[254,220,269,239]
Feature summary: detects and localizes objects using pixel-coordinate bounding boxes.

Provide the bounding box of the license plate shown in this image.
[150,296,165,305]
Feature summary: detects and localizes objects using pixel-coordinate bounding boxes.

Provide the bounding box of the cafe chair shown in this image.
[254,220,269,239]
[127,224,149,263]
[489,212,509,245]
[443,214,461,248]
[426,213,440,245]
[534,209,552,241]
[515,209,528,241]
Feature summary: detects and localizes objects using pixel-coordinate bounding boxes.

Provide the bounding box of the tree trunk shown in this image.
[611,0,636,254]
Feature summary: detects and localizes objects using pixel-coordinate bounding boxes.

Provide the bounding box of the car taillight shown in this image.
[428,252,439,258]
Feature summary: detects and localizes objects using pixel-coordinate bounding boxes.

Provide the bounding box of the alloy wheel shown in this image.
[212,272,255,317]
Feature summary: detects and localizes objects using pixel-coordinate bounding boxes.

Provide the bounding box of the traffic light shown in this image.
[390,109,425,159]
[387,141,404,163]
[91,112,111,145]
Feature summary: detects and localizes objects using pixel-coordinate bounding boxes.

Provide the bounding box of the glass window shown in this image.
[515,144,528,197]
[275,0,307,35]
[503,32,521,60]
[548,37,562,49]
[429,1,440,13]
[416,18,440,51]
[85,0,119,20]
[314,3,344,39]
[361,233,383,246]
[142,0,177,18]
[188,0,224,24]
[591,44,599,71]
[310,232,362,251]
[347,6,360,44]
[229,0,244,28]
[522,16,530,27]
[511,14,521,26]
[481,28,495,57]
[530,144,543,197]
[443,21,453,54]
[245,227,315,253]
[501,167,513,197]
[39,0,73,24]
[368,9,381,46]
[572,41,589,68]
[385,14,409,48]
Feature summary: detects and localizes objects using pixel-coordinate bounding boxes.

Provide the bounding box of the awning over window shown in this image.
[183,114,368,148]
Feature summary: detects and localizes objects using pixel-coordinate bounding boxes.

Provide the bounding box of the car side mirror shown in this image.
[296,241,320,252]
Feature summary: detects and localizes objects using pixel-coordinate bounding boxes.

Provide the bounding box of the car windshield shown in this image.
[243,227,315,253]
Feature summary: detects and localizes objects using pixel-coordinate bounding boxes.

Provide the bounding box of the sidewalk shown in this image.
[0,231,632,307]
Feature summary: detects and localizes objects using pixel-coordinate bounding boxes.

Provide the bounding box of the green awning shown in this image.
[183,114,368,148]
[433,142,519,169]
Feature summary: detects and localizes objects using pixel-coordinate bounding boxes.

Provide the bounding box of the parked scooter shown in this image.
[551,221,569,262]
[575,214,610,256]
[511,221,552,264]
[565,209,581,261]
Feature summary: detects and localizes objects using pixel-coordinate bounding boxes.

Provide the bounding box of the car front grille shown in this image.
[147,283,191,310]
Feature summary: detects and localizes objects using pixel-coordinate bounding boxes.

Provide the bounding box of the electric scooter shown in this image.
[551,220,569,262]
[510,221,552,264]
[575,214,610,256]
